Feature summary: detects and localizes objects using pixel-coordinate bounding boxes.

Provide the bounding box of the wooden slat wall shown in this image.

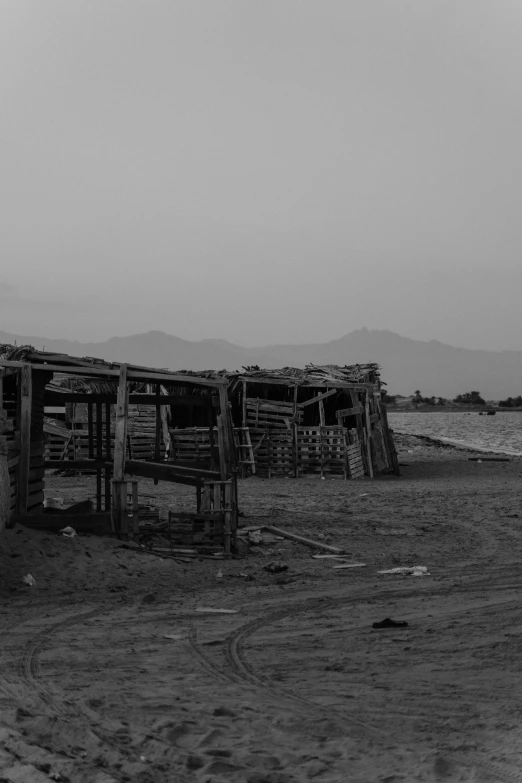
[129,404,167,460]
[170,427,216,462]
[245,398,303,430]
[46,399,167,463]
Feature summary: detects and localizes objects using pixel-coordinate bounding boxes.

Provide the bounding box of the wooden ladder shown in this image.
[234,427,256,476]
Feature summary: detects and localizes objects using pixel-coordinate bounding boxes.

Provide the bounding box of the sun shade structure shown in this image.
[0,346,237,552]
[225,364,399,479]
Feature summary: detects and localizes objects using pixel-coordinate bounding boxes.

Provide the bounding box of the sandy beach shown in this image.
[1,433,522,782]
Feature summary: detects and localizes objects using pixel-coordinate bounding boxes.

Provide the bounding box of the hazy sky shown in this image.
[1,0,522,349]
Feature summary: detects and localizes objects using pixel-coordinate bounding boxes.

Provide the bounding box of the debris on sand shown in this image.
[378,566,429,576]
[59,526,76,538]
[22,574,36,586]
[195,607,238,614]
[263,562,288,574]
[372,618,409,629]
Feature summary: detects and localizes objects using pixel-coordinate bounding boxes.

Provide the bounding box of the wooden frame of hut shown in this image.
[227,364,399,479]
[0,347,238,553]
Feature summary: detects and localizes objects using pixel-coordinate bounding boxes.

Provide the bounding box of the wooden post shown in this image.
[71,404,77,463]
[223,481,232,555]
[319,425,324,478]
[318,398,326,426]
[293,386,298,478]
[16,365,32,515]
[364,391,374,479]
[95,402,103,511]
[373,392,390,470]
[113,365,129,536]
[88,402,94,460]
[380,395,401,476]
[154,383,161,484]
[218,385,233,477]
[104,402,111,510]
[160,387,170,460]
[131,480,139,537]
[242,381,247,429]
[216,414,227,480]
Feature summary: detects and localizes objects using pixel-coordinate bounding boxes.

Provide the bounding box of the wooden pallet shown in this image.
[296,426,347,479]
[346,429,365,479]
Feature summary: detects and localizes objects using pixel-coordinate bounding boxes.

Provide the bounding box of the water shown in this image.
[388,411,522,455]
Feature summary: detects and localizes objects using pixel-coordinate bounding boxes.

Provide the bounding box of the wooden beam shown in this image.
[0,360,26,370]
[1,361,225,388]
[336,405,364,419]
[300,389,337,408]
[126,369,226,386]
[263,525,345,554]
[44,460,112,470]
[44,392,213,406]
[236,376,377,389]
[364,391,374,479]
[125,460,203,487]
[16,365,32,515]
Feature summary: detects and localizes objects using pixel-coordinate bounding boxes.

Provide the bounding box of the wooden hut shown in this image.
[227,364,399,479]
[0,346,238,553]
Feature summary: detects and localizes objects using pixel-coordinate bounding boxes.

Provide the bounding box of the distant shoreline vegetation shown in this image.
[385,390,522,411]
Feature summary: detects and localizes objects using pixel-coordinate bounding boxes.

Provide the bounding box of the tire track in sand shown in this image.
[223,589,522,783]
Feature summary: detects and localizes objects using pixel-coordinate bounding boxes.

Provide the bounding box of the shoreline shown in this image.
[393,430,522,457]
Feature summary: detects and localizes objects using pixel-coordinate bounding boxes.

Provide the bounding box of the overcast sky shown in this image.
[1,0,522,349]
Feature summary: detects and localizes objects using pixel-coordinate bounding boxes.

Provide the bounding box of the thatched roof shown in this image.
[230,363,381,387]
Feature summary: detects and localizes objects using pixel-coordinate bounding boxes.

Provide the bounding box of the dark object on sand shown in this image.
[372,618,409,629]
[468,457,510,462]
[263,562,288,574]
[487,410,496,415]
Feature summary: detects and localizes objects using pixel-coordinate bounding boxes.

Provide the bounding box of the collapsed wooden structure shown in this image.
[163,364,399,479]
[0,346,238,552]
[227,365,399,479]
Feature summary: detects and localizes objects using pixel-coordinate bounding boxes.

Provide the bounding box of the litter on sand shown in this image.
[248,530,263,545]
[332,563,367,569]
[22,574,36,586]
[372,618,409,629]
[60,526,76,538]
[195,607,238,614]
[378,566,430,576]
[163,634,186,641]
[263,562,288,573]
[312,554,346,560]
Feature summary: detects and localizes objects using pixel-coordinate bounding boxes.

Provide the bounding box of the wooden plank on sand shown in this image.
[262,525,345,554]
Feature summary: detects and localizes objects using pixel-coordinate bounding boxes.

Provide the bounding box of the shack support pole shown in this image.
[364,391,374,478]
[16,365,32,515]
[113,365,129,537]
[96,401,103,511]
[293,385,298,478]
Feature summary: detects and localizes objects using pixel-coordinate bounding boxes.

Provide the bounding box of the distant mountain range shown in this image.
[1,328,521,399]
